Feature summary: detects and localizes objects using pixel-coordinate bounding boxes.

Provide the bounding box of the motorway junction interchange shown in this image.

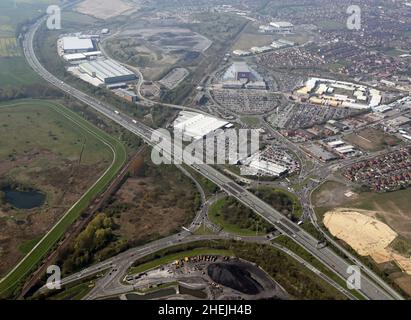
[0,0,410,307]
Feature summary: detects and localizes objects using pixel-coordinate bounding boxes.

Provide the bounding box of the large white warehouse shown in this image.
[269,21,294,33]
[62,36,95,54]
[248,159,288,177]
[173,111,231,140]
[79,59,137,84]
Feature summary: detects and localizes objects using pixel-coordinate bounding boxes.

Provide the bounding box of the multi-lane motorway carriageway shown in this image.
[20,11,404,301]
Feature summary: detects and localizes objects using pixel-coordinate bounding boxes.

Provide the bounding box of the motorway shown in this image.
[22,13,403,301]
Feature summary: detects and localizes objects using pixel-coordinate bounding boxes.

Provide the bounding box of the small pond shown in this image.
[1,186,45,209]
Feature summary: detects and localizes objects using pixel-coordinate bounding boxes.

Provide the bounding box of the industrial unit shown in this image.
[62,36,95,54]
[63,53,87,62]
[79,59,137,84]
[259,21,294,34]
[63,51,102,62]
[173,111,231,140]
[221,62,266,89]
[232,49,251,56]
[248,159,288,177]
[114,89,138,103]
[270,21,294,33]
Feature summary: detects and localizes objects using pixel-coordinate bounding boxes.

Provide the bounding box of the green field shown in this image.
[232,32,274,51]
[0,100,127,298]
[0,101,113,164]
[0,56,41,86]
[0,0,60,86]
[128,248,234,275]
[240,116,261,128]
[344,188,411,213]
[0,0,59,37]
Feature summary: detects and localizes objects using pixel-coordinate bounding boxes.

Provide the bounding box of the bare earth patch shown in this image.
[314,182,411,240]
[75,0,135,19]
[323,209,411,275]
[344,128,400,152]
[313,182,357,208]
[394,275,411,296]
[108,170,197,245]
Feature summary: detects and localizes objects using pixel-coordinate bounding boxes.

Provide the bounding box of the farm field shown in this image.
[232,32,275,51]
[0,37,20,57]
[0,0,57,86]
[240,116,261,128]
[0,57,41,86]
[0,0,57,37]
[0,100,126,298]
[75,0,136,19]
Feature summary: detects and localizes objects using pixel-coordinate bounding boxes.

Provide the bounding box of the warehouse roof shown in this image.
[249,159,288,176]
[174,111,229,140]
[63,53,86,61]
[79,59,135,80]
[233,61,251,74]
[222,62,263,82]
[62,37,94,51]
[328,140,345,147]
[83,51,102,57]
[270,21,294,28]
[335,145,355,154]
